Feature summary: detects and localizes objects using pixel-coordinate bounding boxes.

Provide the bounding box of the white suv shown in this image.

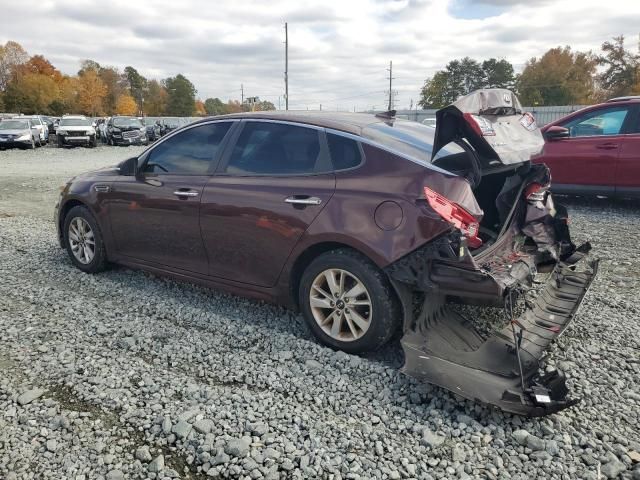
[56,115,98,148]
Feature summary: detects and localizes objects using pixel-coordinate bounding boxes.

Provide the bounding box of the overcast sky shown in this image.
[2,0,639,110]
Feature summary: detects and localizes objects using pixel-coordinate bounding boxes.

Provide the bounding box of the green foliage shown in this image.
[204,97,227,115]
[598,35,640,98]
[418,57,514,108]
[124,66,147,113]
[164,74,196,116]
[516,47,597,105]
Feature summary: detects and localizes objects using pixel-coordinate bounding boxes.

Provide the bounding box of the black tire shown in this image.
[29,137,36,149]
[56,135,64,148]
[63,205,108,273]
[298,248,400,354]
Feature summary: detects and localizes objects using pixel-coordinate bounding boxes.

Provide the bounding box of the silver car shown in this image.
[0,118,40,149]
[16,115,48,143]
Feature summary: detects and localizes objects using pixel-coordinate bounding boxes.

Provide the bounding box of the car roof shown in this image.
[193,110,400,136]
[606,96,640,103]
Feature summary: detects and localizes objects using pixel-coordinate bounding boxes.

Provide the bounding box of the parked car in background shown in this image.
[0,118,40,149]
[141,117,162,142]
[159,117,188,136]
[534,96,640,198]
[54,89,596,416]
[422,117,437,128]
[98,117,110,143]
[41,116,56,135]
[56,115,98,148]
[16,115,48,144]
[105,116,148,146]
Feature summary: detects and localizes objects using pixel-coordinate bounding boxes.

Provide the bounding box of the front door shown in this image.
[541,105,632,195]
[107,121,234,274]
[200,120,335,287]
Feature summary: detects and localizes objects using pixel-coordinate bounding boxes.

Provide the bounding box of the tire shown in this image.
[298,248,400,354]
[63,206,108,273]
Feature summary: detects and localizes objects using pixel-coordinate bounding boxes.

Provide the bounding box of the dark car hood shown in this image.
[112,125,142,131]
[432,89,544,166]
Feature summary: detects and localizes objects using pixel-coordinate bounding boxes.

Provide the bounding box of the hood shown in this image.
[432,88,544,166]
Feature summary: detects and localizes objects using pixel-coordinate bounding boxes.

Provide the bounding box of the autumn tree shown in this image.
[98,66,127,114]
[3,73,60,114]
[598,35,640,98]
[77,69,107,116]
[225,100,244,113]
[516,47,597,105]
[254,100,276,111]
[164,74,196,116]
[116,94,138,115]
[57,76,80,115]
[204,97,227,115]
[0,40,28,91]
[144,79,167,115]
[195,99,206,116]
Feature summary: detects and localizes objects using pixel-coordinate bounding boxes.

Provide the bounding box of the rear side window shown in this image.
[144,122,231,175]
[224,122,322,175]
[327,133,362,170]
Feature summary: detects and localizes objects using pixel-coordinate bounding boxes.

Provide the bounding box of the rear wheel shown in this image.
[63,206,108,273]
[299,249,400,354]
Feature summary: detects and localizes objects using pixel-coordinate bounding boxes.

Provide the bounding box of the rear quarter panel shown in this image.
[276,144,461,301]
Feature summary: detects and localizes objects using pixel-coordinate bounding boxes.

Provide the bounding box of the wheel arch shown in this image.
[58,198,95,244]
[288,241,400,311]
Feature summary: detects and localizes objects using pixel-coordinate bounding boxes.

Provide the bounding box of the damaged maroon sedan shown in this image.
[55,88,597,416]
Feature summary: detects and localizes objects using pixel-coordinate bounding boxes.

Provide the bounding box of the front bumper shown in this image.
[0,138,32,147]
[111,134,147,145]
[58,135,93,146]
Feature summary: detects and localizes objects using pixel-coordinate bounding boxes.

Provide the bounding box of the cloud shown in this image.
[1,0,639,110]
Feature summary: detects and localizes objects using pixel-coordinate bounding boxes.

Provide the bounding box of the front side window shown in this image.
[224,122,322,175]
[563,107,629,137]
[327,133,362,170]
[143,122,231,175]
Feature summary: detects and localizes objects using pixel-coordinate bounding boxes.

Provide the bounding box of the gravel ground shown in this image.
[0,145,639,480]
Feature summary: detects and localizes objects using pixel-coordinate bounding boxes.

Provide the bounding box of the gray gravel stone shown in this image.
[17,388,45,405]
[421,429,445,448]
[136,445,152,462]
[172,420,192,439]
[512,429,530,446]
[225,438,250,458]
[148,455,165,473]
[105,471,124,480]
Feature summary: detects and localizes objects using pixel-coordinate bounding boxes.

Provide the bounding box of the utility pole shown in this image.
[241,84,244,105]
[284,22,289,110]
[319,104,322,111]
[386,60,394,111]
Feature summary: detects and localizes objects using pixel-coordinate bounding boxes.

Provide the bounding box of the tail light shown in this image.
[525,182,549,203]
[424,186,482,248]
[463,113,495,136]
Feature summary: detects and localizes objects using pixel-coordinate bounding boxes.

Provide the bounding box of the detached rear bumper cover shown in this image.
[397,256,597,416]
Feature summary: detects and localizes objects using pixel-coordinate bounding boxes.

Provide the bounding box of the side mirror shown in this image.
[544,125,570,140]
[118,157,139,176]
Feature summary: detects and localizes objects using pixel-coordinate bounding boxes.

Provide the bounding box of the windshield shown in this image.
[60,118,92,127]
[113,117,143,128]
[0,120,30,130]
[362,120,462,163]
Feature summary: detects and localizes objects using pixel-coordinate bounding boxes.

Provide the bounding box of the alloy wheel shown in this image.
[309,268,372,342]
[68,217,96,264]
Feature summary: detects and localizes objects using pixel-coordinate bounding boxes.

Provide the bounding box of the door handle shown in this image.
[173,190,199,197]
[285,196,322,205]
[596,143,618,150]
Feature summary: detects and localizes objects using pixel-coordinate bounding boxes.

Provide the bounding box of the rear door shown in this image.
[200,120,335,287]
[615,104,640,198]
[541,105,633,195]
[107,121,234,274]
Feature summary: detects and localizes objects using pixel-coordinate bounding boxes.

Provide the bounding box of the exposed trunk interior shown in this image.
[432,145,526,249]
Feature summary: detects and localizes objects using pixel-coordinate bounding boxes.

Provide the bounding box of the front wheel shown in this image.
[299,249,400,354]
[63,206,108,273]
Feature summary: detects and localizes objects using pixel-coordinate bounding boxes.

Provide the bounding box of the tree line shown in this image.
[0,41,275,117]
[419,35,640,108]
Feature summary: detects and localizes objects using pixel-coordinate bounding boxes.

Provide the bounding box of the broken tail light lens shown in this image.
[525,182,549,203]
[463,113,495,136]
[424,186,483,248]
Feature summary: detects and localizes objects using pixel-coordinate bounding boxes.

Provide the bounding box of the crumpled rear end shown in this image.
[386,162,598,416]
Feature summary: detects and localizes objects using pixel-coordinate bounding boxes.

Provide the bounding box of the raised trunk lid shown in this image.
[432,89,544,167]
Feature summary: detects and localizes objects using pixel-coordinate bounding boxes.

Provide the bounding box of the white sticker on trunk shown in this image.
[520,112,537,131]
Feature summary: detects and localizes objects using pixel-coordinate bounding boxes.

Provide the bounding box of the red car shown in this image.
[535,96,640,197]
